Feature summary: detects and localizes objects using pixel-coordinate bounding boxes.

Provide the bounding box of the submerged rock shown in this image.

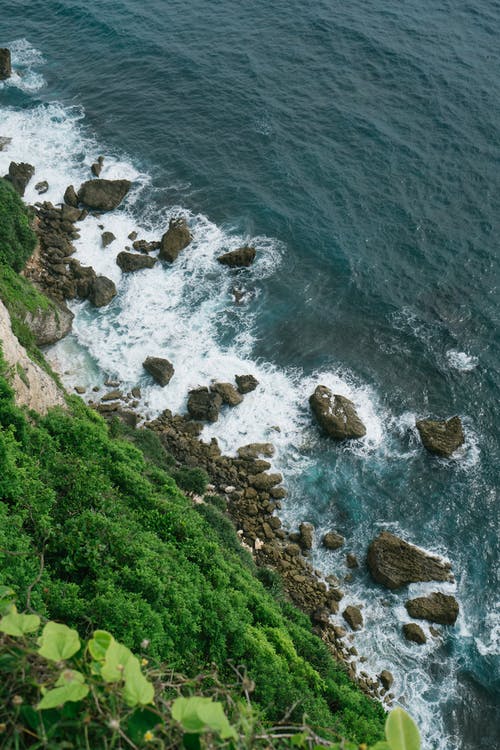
[159,217,192,262]
[211,382,243,406]
[4,161,35,196]
[309,386,366,439]
[0,48,11,80]
[143,357,174,387]
[116,251,157,272]
[187,387,222,422]
[416,416,465,457]
[217,245,256,268]
[101,231,116,248]
[87,276,117,307]
[367,531,453,589]
[235,373,259,394]
[322,531,345,551]
[405,592,459,625]
[78,179,132,211]
[403,623,427,644]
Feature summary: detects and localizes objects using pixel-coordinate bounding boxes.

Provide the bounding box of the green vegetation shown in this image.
[0,178,36,271]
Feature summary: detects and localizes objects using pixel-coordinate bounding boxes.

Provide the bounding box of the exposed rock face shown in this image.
[78,179,132,211]
[235,374,259,394]
[237,443,275,459]
[87,276,117,307]
[116,251,157,273]
[405,592,459,625]
[4,162,35,196]
[309,386,366,439]
[343,605,363,630]
[101,231,116,248]
[322,531,345,550]
[367,531,453,589]
[416,416,465,457]
[211,381,243,406]
[159,217,192,262]
[35,180,49,194]
[64,185,79,207]
[23,303,74,346]
[217,245,256,268]
[143,357,175,387]
[187,387,223,422]
[299,522,314,550]
[403,623,427,644]
[133,239,161,253]
[0,48,11,80]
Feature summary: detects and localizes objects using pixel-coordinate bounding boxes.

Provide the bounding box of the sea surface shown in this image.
[1,1,499,747]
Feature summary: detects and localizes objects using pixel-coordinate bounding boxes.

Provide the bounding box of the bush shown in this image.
[0,179,36,271]
[173,466,209,495]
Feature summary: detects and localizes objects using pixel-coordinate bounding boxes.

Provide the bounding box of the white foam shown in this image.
[446,349,478,372]
[0,39,46,93]
[475,604,500,656]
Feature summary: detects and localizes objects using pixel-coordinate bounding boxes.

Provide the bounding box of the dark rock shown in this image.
[217,245,256,268]
[61,205,83,222]
[211,382,243,406]
[403,623,427,644]
[35,180,49,194]
[0,136,12,151]
[101,231,116,248]
[133,239,161,253]
[343,605,363,630]
[309,385,366,439]
[248,472,283,491]
[322,531,345,550]
[128,231,138,241]
[64,185,79,207]
[91,156,104,177]
[23,302,74,346]
[235,374,259,394]
[87,276,117,307]
[187,387,222,422]
[405,592,459,625]
[0,49,11,80]
[237,443,275,459]
[4,162,35,196]
[367,531,453,589]
[158,217,192,262]
[74,386,86,395]
[143,357,175,387]
[78,179,132,211]
[131,386,141,398]
[101,389,123,402]
[116,251,157,272]
[416,416,465,457]
[298,522,314,550]
[379,670,394,690]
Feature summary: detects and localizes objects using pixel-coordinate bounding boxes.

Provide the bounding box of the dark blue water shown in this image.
[1,1,499,747]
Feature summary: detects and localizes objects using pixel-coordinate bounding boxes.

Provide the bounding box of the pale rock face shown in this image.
[0,299,65,414]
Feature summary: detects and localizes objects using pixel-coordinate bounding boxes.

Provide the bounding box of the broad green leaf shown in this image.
[371,743,390,750]
[171,697,236,739]
[172,697,208,733]
[88,629,113,661]
[385,708,420,750]
[291,732,309,747]
[38,622,80,661]
[101,639,134,682]
[0,605,40,636]
[37,682,89,710]
[55,669,86,687]
[196,700,236,739]
[123,657,154,707]
[126,708,160,746]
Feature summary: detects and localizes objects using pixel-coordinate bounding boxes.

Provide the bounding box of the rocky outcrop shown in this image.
[343,605,363,630]
[87,276,117,307]
[217,246,256,268]
[235,374,259,394]
[0,48,11,80]
[143,356,174,387]
[298,522,314,550]
[159,217,192,262]
[63,185,79,207]
[416,416,465,457]
[35,181,49,194]
[101,231,116,248]
[4,162,35,196]
[405,592,459,625]
[403,623,427,644]
[187,387,223,422]
[367,531,453,589]
[211,381,243,406]
[23,303,74,346]
[116,251,157,273]
[309,386,366,439]
[237,443,275,459]
[77,179,132,211]
[133,239,161,253]
[322,531,345,550]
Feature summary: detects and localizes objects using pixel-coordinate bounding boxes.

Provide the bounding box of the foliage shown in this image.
[0,178,37,272]
[173,466,209,495]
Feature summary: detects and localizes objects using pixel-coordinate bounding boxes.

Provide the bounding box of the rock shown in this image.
[87,276,117,307]
[116,251,157,272]
[187,387,222,422]
[217,245,256,268]
[101,231,116,248]
[343,605,363,630]
[131,386,141,398]
[346,553,359,568]
[101,390,123,402]
[0,48,11,80]
[367,531,453,589]
[128,231,138,240]
[133,239,161,253]
[60,204,83,222]
[309,385,366,439]
[416,416,465,457]
[74,386,86,395]
[78,179,132,211]
[91,156,104,177]
[143,357,174,387]
[4,162,35,196]
[298,522,314,550]
[235,374,259,394]
[248,472,283,490]
[379,670,394,690]
[0,136,12,151]
[405,592,459,626]
[23,302,74,346]
[237,443,275,459]
[158,217,192,262]
[322,531,345,551]
[403,623,427,644]
[64,185,79,207]
[35,180,49,194]
[211,382,243,406]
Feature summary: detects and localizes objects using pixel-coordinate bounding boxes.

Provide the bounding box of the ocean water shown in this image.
[1,1,499,747]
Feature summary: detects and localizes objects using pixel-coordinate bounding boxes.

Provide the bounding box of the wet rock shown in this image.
[403,623,427,644]
[116,251,157,272]
[235,374,259,394]
[74,386,86,395]
[217,245,256,268]
[131,386,141,398]
[128,231,138,240]
[35,180,49,194]
[101,231,116,248]
[61,205,83,222]
[158,217,192,262]
[0,136,12,151]
[4,161,35,196]
[322,531,345,550]
[346,553,359,568]
[309,385,366,439]
[78,179,132,211]
[87,275,117,307]
[23,302,74,346]
[211,382,243,406]
[299,522,314,550]
[0,48,11,80]
[343,605,363,630]
[367,531,453,589]
[237,443,275,459]
[379,670,394,690]
[416,416,465,457]
[187,387,222,422]
[91,156,104,177]
[143,357,175,387]
[248,472,283,491]
[405,592,459,625]
[64,185,79,207]
[101,389,123,402]
[133,239,161,253]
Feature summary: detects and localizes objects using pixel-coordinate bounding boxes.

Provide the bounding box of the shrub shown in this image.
[0,179,37,271]
[173,466,209,495]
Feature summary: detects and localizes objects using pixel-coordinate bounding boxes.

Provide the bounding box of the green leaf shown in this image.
[55,669,86,687]
[37,682,89,710]
[385,708,420,750]
[123,657,154,707]
[0,604,40,636]
[126,708,160,746]
[0,586,16,615]
[171,697,236,739]
[371,743,390,750]
[88,629,113,661]
[37,622,81,661]
[100,639,134,682]
[172,697,207,733]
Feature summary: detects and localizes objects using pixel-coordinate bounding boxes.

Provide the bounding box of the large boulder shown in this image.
[101,231,116,248]
[309,386,366,439]
[405,592,459,625]
[322,531,345,551]
[143,357,174,387]
[248,472,283,490]
[343,605,363,630]
[23,303,74,346]
[116,251,157,273]
[158,217,192,262]
[237,443,275,459]
[217,245,256,268]
[211,382,243,406]
[235,374,259,394]
[77,179,132,211]
[0,48,11,80]
[403,623,427,644]
[87,276,117,307]
[4,162,35,196]
[64,185,79,207]
[298,522,314,550]
[416,416,465,457]
[367,531,453,589]
[187,387,222,422]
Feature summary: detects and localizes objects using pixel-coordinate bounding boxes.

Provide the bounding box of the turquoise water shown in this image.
[1,1,499,746]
